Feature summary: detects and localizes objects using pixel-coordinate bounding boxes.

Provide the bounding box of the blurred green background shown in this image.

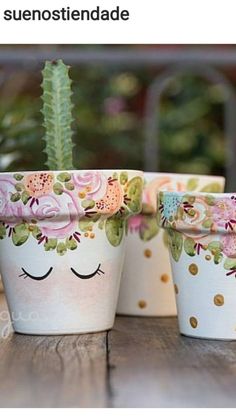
[0,45,232,177]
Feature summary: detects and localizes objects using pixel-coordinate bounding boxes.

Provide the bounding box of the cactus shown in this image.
[41,60,74,170]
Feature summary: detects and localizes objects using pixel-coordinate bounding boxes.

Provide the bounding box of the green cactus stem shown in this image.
[41,59,74,170]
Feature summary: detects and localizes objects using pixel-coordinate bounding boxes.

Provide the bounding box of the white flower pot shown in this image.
[159,191,236,340]
[0,170,143,335]
[117,173,225,317]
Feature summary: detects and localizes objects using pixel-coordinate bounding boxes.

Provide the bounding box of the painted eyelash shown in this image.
[70,263,105,280]
[19,267,53,281]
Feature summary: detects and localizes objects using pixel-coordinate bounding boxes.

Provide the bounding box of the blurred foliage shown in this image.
[0,60,227,177]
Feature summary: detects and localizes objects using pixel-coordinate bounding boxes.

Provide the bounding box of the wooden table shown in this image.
[1,293,236,408]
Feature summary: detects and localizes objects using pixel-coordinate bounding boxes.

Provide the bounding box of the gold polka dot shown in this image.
[189,263,198,275]
[174,284,179,294]
[90,233,95,239]
[79,191,86,199]
[84,232,89,238]
[214,294,224,306]
[160,274,170,283]
[205,255,211,261]
[190,316,198,328]
[138,300,147,309]
[144,249,152,258]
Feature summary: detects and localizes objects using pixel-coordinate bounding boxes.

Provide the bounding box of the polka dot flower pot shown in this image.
[117,173,225,317]
[159,191,236,340]
[0,170,143,335]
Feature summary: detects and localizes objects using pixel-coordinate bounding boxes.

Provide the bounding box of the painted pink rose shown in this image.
[0,176,25,226]
[221,234,236,258]
[73,171,107,201]
[28,190,84,239]
[212,198,236,230]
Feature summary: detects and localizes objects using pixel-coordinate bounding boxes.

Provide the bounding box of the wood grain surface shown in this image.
[1,294,236,407]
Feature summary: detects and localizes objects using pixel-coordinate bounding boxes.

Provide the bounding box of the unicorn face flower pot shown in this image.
[0,170,143,335]
[159,191,236,340]
[117,173,225,317]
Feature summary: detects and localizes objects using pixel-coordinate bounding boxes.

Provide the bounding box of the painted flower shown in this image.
[160,195,182,222]
[28,190,84,240]
[211,197,236,230]
[128,215,143,233]
[176,197,212,244]
[0,177,25,226]
[144,176,185,213]
[221,234,236,258]
[24,173,54,197]
[73,171,107,201]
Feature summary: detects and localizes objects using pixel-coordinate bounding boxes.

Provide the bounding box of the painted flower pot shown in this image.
[117,173,225,317]
[0,170,143,335]
[158,191,236,340]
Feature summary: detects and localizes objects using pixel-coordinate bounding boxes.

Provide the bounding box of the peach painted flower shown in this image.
[25,173,54,197]
[177,197,211,242]
[144,176,185,213]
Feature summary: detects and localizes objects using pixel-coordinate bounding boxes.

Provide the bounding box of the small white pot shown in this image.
[117,173,225,316]
[0,169,143,335]
[159,191,236,340]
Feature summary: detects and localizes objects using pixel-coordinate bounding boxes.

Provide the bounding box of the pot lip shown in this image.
[0,169,143,176]
[144,171,225,182]
[160,191,232,198]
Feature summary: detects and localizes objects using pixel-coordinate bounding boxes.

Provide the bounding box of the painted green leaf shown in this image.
[56,242,67,256]
[41,60,74,171]
[64,182,74,191]
[105,217,124,247]
[12,224,30,246]
[44,238,58,251]
[139,215,159,242]
[202,219,213,229]
[57,172,71,182]
[201,183,222,193]
[162,230,169,247]
[13,174,24,181]
[21,190,30,205]
[15,183,25,192]
[205,195,216,206]
[126,177,143,214]
[184,237,196,256]
[120,171,128,185]
[168,229,183,262]
[98,220,105,230]
[30,225,41,239]
[81,199,95,209]
[0,224,6,240]
[66,237,77,250]
[213,251,223,265]
[53,182,63,195]
[208,241,223,252]
[187,178,199,191]
[10,192,21,202]
[224,257,236,270]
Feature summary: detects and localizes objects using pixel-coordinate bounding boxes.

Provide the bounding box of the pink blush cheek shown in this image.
[64,260,114,309]
[2,265,64,306]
